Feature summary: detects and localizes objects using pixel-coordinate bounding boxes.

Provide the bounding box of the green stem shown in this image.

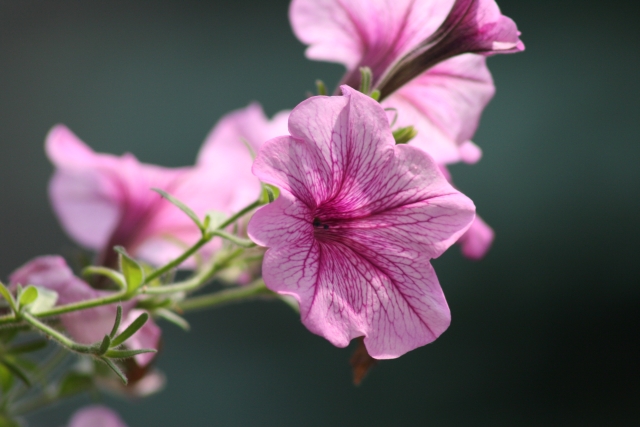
[143,199,261,285]
[143,237,208,285]
[20,313,93,354]
[144,249,243,295]
[177,280,272,312]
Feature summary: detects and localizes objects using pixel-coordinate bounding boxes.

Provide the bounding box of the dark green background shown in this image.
[1,0,638,425]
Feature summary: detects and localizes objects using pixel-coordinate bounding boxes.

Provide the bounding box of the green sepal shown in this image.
[104,348,157,359]
[316,79,328,96]
[359,66,372,94]
[392,126,418,145]
[261,184,280,204]
[110,311,149,347]
[0,281,18,314]
[370,89,381,101]
[82,266,127,290]
[115,247,145,294]
[98,334,112,355]
[99,357,127,385]
[18,286,38,308]
[152,188,204,232]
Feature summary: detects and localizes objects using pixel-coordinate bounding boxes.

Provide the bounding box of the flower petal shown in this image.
[382,54,494,164]
[290,0,454,86]
[9,256,131,344]
[250,88,475,357]
[68,405,128,427]
[458,214,494,259]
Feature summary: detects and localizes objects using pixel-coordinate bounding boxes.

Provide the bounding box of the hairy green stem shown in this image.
[177,279,272,312]
[21,313,93,354]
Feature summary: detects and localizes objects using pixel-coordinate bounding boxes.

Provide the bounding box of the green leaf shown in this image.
[104,348,157,359]
[115,247,145,294]
[99,357,127,385]
[110,312,149,347]
[0,359,30,387]
[261,184,280,204]
[152,188,203,232]
[18,286,38,308]
[392,126,418,145]
[0,414,21,427]
[82,266,127,290]
[27,286,58,314]
[0,363,14,393]
[0,281,18,314]
[58,371,93,397]
[98,334,112,355]
[370,89,381,101]
[6,339,47,355]
[109,305,123,338]
[155,308,190,331]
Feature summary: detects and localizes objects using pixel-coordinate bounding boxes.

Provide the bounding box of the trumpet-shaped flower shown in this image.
[68,405,128,427]
[47,105,288,269]
[248,87,475,358]
[290,0,523,164]
[458,215,494,260]
[9,256,160,367]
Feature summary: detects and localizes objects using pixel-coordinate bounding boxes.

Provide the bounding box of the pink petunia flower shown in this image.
[67,405,128,427]
[9,256,160,367]
[290,0,523,164]
[47,105,288,269]
[248,87,475,358]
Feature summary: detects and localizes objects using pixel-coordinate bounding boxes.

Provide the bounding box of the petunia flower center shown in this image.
[312,217,330,230]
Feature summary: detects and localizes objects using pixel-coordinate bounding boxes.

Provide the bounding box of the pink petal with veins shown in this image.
[249,87,475,358]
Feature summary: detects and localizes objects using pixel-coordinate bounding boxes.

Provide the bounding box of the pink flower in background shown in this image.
[67,405,128,427]
[248,87,475,358]
[438,165,494,259]
[290,0,523,164]
[458,215,494,260]
[9,256,160,367]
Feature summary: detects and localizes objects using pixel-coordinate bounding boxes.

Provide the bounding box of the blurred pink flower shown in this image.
[248,87,475,358]
[290,0,523,164]
[458,215,494,260]
[67,405,127,427]
[9,256,160,367]
[46,106,287,269]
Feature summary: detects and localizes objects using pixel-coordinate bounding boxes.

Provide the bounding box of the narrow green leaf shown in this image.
[98,334,112,355]
[359,66,372,94]
[155,308,190,331]
[109,305,123,338]
[0,281,18,314]
[104,348,157,359]
[6,339,47,355]
[115,247,145,294]
[99,357,127,385]
[0,363,14,393]
[82,266,127,290]
[110,312,149,347]
[152,188,203,232]
[0,359,30,386]
[58,371,93,397]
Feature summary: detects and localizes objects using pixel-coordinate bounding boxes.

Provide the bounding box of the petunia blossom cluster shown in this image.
[0,0,522,424]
